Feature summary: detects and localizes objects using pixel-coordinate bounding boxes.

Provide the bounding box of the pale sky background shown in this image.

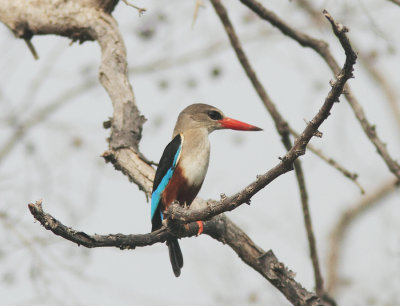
[0,1,399,305]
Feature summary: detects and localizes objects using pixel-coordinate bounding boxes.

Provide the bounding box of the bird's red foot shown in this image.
[196,221,204,236]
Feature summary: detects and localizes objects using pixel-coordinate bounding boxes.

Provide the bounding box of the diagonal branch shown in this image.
[239,0,400,181]
[166,9,357,223]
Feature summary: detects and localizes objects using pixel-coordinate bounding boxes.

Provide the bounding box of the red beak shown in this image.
[218,117,263,131]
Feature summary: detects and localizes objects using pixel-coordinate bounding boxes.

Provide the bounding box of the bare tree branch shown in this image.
[238,0,400,181]
[28,199,326,305]
[28,200,200,248]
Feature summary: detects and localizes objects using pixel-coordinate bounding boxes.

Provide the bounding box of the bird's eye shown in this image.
[207,110,222,120]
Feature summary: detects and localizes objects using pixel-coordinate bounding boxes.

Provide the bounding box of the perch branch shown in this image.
[29,200,326,305]
[28,200,201,249]
[166,9,357,222]
[166,8,357,224]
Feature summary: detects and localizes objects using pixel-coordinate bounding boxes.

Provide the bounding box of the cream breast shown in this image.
[178,128,210,188]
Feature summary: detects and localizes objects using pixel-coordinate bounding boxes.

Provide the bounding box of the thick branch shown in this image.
[0,0,148,190]
[208,214,325,305]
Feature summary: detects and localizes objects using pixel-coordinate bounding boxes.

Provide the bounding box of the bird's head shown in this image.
[173,103,262,136]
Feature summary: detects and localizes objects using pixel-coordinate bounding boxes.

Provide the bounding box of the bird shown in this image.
[151,103,262,277]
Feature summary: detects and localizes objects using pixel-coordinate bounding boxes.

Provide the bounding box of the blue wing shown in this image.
[151,134,183,230]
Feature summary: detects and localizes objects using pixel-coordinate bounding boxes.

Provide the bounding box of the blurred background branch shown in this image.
[327,179,399,294]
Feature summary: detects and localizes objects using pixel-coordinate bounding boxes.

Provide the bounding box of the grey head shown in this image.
[173,103,226,136]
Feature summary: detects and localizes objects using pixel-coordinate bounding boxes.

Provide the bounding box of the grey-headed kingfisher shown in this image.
[151,103,262,277]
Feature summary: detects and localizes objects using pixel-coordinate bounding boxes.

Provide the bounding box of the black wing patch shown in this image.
[151,134,182,231]
[152,134,182,192]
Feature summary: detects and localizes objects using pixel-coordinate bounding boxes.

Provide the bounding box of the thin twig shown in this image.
[121,0,146,15]
[24,38,39,60]
[290,128,365,194]
[192,0,205,28]
[327,179,399,293]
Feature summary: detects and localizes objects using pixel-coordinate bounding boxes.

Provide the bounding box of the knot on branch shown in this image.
[108,110,146,151]
[13,21,33,39]
[295,148,306,157]
[259,250,296,280]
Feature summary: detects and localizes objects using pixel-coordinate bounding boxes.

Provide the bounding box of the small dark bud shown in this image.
[103,120,112,129]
